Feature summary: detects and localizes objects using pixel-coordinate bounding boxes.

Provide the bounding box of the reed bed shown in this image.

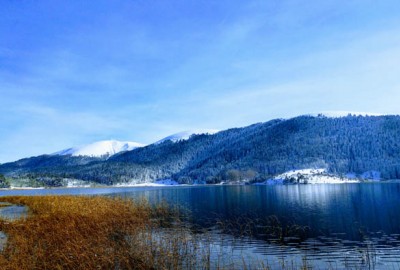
[0,195,374,270]
[0,196,184,269]
[0,196,271,270]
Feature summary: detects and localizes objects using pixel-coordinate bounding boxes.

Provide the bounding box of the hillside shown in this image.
[1,115,400,186]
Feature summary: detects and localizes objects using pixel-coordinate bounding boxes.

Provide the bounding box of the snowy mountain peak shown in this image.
[53,140,145,158]
[155,129,219,144]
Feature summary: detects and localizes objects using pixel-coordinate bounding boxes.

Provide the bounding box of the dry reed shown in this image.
[0,196,274,270]
[0,196,182,269]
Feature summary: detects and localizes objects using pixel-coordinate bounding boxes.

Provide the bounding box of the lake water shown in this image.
[1,183,400,269]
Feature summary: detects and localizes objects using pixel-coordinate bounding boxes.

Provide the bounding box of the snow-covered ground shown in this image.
[65,179,93,188]
[51,130,219,158]
[155,129,219,144]
[115,179,181,187]
[7,186,45,190]
[255,168,360,185]
[53,140,145,158]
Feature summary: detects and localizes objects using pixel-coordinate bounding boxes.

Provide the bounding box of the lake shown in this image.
[1,183,400,269]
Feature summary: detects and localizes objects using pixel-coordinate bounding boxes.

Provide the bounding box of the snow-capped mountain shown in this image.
[53,140,145,158]
[2,114,400,187]
[155,129,219,144]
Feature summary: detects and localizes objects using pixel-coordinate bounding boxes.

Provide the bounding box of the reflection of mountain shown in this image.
[119,184,400,242]
[1,115,400,185]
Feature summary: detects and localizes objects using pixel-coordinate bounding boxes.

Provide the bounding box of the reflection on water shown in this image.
[203,231,400,269]
[0,204,29,252]
[0,205,28,221]
[1,183,400,268]
[115,184,400,269]
[115,184,400,240]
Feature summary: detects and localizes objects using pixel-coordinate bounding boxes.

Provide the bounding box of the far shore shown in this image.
[2,179,399,192]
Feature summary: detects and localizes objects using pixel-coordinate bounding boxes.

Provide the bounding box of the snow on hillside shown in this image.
[51,129,219,158]
[155,129,219,144]
[115,179,180,187]
[255,168,360,185]
[53,140,145,158]
[309,111,383,118]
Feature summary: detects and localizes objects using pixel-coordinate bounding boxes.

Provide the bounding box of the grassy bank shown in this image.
[1,196,314,269]
[0,196,212,270]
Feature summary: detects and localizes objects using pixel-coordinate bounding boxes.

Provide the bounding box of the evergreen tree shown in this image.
[0,174,10,188]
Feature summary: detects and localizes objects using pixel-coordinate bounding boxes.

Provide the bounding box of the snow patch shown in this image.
[53,140,145,158]
[65,179,92,188]
[115,179,180,187]
[255,168,360,185]
[275,168,326,178]
[155,129,219,144]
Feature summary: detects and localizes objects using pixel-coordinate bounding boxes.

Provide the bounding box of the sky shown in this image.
[1,0,400,163]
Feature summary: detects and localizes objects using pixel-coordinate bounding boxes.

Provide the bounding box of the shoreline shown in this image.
[2,179,399,191]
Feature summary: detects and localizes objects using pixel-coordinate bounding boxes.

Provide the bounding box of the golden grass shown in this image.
[0,196,273,270]
[0,196,183,270]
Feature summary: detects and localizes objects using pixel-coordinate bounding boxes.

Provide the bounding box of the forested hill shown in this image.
[1,115,400,185]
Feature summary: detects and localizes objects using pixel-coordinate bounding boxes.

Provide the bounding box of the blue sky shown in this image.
[1,0,400,162]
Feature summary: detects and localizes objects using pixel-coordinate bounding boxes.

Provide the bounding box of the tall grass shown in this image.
[1,195,383,270]
[0,196,155,269]
[0,196,269,270]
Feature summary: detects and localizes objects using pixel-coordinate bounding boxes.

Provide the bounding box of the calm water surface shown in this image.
[1,183,400,269]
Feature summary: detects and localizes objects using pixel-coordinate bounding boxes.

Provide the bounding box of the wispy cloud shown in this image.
[1,0,399,162]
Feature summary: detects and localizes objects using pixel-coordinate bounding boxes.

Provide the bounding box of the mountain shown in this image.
[1,115,400,186]
[53,140,145,158]
[50,131,219,158]
[155,129,219,144]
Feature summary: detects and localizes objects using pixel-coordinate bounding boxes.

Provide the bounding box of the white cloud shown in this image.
[1,0,400,162]
[0,105,139,162]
